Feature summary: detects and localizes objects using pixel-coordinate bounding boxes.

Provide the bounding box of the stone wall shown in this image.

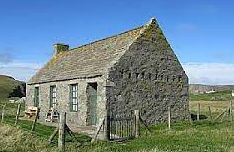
[107,21,189,125]
[26,76,107,127]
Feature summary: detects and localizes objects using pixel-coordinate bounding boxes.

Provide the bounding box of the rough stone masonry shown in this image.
[26,18,189,127]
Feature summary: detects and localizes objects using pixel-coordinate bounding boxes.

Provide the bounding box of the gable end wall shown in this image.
[107,23,189,125]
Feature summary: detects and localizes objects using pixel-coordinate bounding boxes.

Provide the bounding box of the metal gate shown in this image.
[109,115,135,141]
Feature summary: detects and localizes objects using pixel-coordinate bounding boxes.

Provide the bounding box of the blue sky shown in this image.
[0,0,234,84]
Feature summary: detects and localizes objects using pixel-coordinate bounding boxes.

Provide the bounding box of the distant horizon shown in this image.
[0,0,234,85]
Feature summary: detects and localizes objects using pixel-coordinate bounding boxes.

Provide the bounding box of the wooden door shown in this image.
[34,87,39,107]
[87,83,97,126]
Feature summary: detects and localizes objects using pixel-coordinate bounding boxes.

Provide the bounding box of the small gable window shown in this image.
[172,76,176,82]
[166,76,169,82]
[148,73,152,80]
[128,72,131,79]
[141,72,145,79]
[136,73,140,79]
[155,74,158,80]
[70,84,78,112]
[160,75,164,81]
[120,70,124,78]
[178,76,182,82]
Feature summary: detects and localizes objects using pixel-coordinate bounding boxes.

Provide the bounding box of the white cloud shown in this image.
[0,61,43,82]
[182,63,234,85]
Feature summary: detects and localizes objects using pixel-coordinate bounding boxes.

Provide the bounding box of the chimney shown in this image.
[53,43,69,55]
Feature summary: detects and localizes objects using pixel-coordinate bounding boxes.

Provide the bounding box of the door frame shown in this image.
[86,82,98,126]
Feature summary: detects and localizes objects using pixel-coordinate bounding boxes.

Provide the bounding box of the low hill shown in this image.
[190,89,232,101]
[189,84,234,94]
[0,75,26,99]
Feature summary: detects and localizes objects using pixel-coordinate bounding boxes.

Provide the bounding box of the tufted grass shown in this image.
[79,120,234,152]
[1,99,234,151]
[1,120,234,152]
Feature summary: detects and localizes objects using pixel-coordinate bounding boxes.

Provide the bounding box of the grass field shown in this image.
[1,88,234,152]
[1,119,234,152]
[190,90,232,101]
[1,98,234,152]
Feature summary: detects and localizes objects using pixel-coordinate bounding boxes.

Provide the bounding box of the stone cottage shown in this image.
[26,18,189,127]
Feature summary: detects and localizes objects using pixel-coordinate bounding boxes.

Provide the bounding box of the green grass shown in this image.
[190,90,232,101]
[2,119,234,152]
[0,100,92,151]
[1,96,234,151]
[0,101,55,139]
[80,121,234,152]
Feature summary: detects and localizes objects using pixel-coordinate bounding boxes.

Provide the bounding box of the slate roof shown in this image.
[28,24,146,84]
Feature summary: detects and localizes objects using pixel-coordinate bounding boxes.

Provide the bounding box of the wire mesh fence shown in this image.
[189,100,233,122]
[0,100,92,151]
[0,101,56,140]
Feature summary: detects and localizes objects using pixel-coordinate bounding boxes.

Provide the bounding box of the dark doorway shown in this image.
[34,87,39,107]
[86,82,98,126]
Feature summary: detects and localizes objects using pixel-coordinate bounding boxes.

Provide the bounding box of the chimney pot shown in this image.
[53,43,69,55]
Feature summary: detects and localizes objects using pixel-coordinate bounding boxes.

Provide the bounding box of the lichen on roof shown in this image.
[28,18,160,84]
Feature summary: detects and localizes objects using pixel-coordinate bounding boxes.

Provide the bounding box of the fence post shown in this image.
[168,106,171,130]
[1,104,6,123]
[208,106,212,121]
[104,115,110,141]
[15,103,21,125]
[31,108,40,131]
[230,99,233,121]
[58,112,66,151]
[197,103,200,121]
[134,110,140,138]
[184,104,187,120]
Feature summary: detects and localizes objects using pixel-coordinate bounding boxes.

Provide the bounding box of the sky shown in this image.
[0,0,233,85]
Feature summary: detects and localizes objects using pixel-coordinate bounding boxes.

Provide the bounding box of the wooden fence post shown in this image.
[230,100,233,121]
[134,110,140,138]
[168,106,171,130]
[31,108,40,131]
[208,106,212,121]
[92,118,105,143]
[58,112,66,151]
[104,115,110,141]
[15,104,21,125]
[197,103,200,121]
[184,104,187,119]
[48,127,59,144]
[1,104,6,123]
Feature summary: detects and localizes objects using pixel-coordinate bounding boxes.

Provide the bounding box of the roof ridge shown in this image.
[69,25,144,51]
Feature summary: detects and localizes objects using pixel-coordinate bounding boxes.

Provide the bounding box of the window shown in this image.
[166,76,169,82]
[160,75,164,81]
[141,72,145,79]
[136,73,140,79]
[34,87,39,107]
[178,76,182,82]
[148,73,152,80]
[172,76,176,82]
[120,70,124,78]
[128,72,131,79]
[155,74,158,80]
[50,86,57,109]
[70,84,78,111]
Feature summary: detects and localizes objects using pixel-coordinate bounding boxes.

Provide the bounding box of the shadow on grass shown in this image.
[191,113,208,121]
